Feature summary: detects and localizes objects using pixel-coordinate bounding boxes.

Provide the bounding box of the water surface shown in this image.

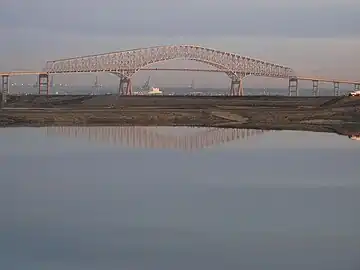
[1,127,359,270]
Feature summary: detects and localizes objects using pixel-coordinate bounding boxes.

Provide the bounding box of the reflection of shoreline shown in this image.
[46,126,267,151]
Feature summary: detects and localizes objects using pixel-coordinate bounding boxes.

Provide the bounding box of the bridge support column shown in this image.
[38,73,49,95]
[230,78,244,96]
[1,75,9,106]
[118,77,132,95]
[288,77,298,96]
[312,80,319,96]
[333,81,340,96]
[354,84,360,91]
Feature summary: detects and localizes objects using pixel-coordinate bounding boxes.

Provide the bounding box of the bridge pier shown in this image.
[118,77,132,95]
[354,83,360,91]
[288,77,298,96]
[38,73,49,95]
[230,78,243,96]
[333,81,340,96]
[1,75,9,106]
[312,80,319,96]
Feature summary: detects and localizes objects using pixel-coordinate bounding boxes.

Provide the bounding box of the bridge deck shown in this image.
[1,70,359,85]
[296,76,360,84]
[0,71,47,76]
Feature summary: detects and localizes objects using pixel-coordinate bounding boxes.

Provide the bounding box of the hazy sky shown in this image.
[0,0,359,87]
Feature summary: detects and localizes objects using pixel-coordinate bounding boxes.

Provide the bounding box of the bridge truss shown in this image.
[44,45,294,96]
[2,45,360,98]
[46,126,267,151]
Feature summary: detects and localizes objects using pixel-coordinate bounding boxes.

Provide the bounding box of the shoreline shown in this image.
[1,95,360,136]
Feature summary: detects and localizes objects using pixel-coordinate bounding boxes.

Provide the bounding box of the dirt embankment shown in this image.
[1,94,360,136]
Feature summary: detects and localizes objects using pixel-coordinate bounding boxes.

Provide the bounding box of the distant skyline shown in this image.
[1,0,359,87]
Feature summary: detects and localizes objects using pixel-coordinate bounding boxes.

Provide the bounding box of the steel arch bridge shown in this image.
[44,45,294,96]
[46,126,267,151]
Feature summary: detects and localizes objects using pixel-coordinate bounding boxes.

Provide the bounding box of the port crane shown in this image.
[138,76,151,92]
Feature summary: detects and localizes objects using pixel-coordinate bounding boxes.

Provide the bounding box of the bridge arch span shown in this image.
[45,45,293,78]
[44,44,294,95]
[115,57,238,79]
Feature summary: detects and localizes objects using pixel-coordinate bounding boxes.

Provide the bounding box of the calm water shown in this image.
[1,127,359,270]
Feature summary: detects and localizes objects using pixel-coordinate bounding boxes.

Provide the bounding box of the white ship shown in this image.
[349,135,360,141]
[348,90,360,96]
[147,87,163,95]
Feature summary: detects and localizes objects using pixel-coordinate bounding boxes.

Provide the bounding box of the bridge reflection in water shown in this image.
[46,126,267,151]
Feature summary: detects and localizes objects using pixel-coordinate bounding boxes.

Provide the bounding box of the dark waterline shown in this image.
[1,127,359,270]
